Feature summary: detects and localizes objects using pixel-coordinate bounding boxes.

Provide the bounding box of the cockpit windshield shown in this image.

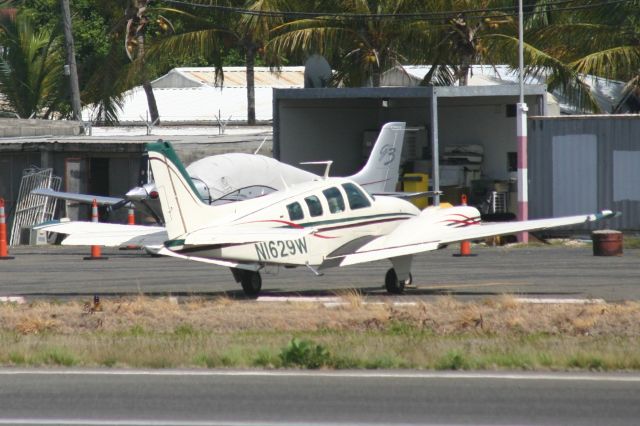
[212,185,277,205]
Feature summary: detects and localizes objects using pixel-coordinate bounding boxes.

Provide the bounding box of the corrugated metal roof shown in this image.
[383,65,627,114]
[83,85,278,123]
[157,66,305,88]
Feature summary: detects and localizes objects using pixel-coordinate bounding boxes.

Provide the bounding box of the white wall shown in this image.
[439,96,541,180]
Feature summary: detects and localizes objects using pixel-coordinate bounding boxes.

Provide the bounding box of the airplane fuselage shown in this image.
[167,178,421,267]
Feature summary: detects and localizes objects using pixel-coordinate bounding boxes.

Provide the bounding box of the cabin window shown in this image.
[304,195,323,217]
[286,202,304,221]
[322,187,345,213]
[342,183,371,210]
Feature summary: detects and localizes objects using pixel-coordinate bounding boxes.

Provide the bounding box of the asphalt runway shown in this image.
[0,369,638,425]
[0,244,638,301]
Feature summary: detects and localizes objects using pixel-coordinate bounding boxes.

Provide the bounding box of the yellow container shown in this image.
[402,173,429,209]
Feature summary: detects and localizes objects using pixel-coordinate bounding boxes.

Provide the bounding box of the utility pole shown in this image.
[61,0,83,122]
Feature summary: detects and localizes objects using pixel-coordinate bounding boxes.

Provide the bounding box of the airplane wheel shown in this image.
[405,273,413,286]
[385,268,405,294]
[240,270,262,298]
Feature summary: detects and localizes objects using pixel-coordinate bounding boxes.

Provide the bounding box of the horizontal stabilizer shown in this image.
[31,188,124,206]
[34,221,167,247]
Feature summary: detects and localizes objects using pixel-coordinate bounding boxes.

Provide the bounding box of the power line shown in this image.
[161,0,632,22]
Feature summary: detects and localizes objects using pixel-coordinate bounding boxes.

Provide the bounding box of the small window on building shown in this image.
[342,183,371,210]
[304,195,323,217]
[322,187,345,213]
[507,152,517,172]
[286,202,304,221]
[506,104,517,117]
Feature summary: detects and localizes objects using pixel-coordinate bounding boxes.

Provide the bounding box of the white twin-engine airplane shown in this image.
[36,138,616,297]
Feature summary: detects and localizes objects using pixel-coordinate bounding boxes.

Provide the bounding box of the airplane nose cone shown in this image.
[125,186,150,201]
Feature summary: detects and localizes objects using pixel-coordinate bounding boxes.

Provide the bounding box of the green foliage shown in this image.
[568,354,605,371]
[127,324,146,336]
[173,324,197,337]
[37,347,78,366]
[436,350,469,370]
[0,11,65,118]
[279,337,331,369]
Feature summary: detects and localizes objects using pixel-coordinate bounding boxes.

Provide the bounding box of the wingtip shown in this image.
[588,210,620,222]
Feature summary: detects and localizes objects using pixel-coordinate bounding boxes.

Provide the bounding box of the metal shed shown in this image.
[529,115,640,231]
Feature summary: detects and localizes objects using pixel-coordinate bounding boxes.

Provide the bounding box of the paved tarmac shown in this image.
[0,244,638,301]
[0,369,638,425]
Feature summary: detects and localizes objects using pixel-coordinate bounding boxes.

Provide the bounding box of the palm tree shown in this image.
[145,0,288,124]
[269,0,425,87]
[0,11,65,118]
[125,0,162,125]
[525,0,640,112]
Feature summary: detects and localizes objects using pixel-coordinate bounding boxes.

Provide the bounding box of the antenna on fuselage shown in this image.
[300,161,333,179]
[254,136,268,155]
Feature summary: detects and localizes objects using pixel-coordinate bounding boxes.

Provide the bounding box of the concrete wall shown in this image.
[0,118,82,137]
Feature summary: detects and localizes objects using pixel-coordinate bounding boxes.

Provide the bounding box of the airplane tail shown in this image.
[350,122,406,193]
[146,141,214,240]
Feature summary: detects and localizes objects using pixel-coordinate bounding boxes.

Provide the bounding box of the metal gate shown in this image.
[9,167,62,246]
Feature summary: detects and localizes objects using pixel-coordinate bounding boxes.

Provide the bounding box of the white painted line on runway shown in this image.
[0,420,427,426]
[257,296,342,303]
[1,369,639,382]
[258,296,417,308]
[515,298,606,304]
[0,296,25,304]
[0,420,357,426]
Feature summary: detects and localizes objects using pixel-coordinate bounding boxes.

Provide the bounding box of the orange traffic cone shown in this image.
[84,199,108,260]
[120,207,140,250]
[453,194,477,257]
[0,198,14,260]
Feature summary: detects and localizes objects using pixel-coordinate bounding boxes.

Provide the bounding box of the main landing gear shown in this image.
[385,268,412,295]
[231,268,262,298]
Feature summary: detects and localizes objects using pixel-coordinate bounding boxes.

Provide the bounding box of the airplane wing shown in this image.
[31,188,125,206]
[332,210,616,267]
[33,220,167,247]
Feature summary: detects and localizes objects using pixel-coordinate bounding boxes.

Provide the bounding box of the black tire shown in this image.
[240,270,262,298]
[385,268,405,294]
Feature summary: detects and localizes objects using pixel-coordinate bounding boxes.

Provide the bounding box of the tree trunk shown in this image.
[142,81,160,124]
[130,0,160,125]
[245,43,256,125]
[372,70,381,87]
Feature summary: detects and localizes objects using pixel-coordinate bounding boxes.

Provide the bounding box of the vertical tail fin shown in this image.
[146,141,213,239]
[350,122,406,193]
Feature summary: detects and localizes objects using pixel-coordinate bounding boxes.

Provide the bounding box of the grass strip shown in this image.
[0,295,638,371]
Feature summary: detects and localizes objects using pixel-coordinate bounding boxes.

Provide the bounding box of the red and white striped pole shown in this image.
[0,198,14,260]
[84,199,108,260]
[517,102,529,243]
